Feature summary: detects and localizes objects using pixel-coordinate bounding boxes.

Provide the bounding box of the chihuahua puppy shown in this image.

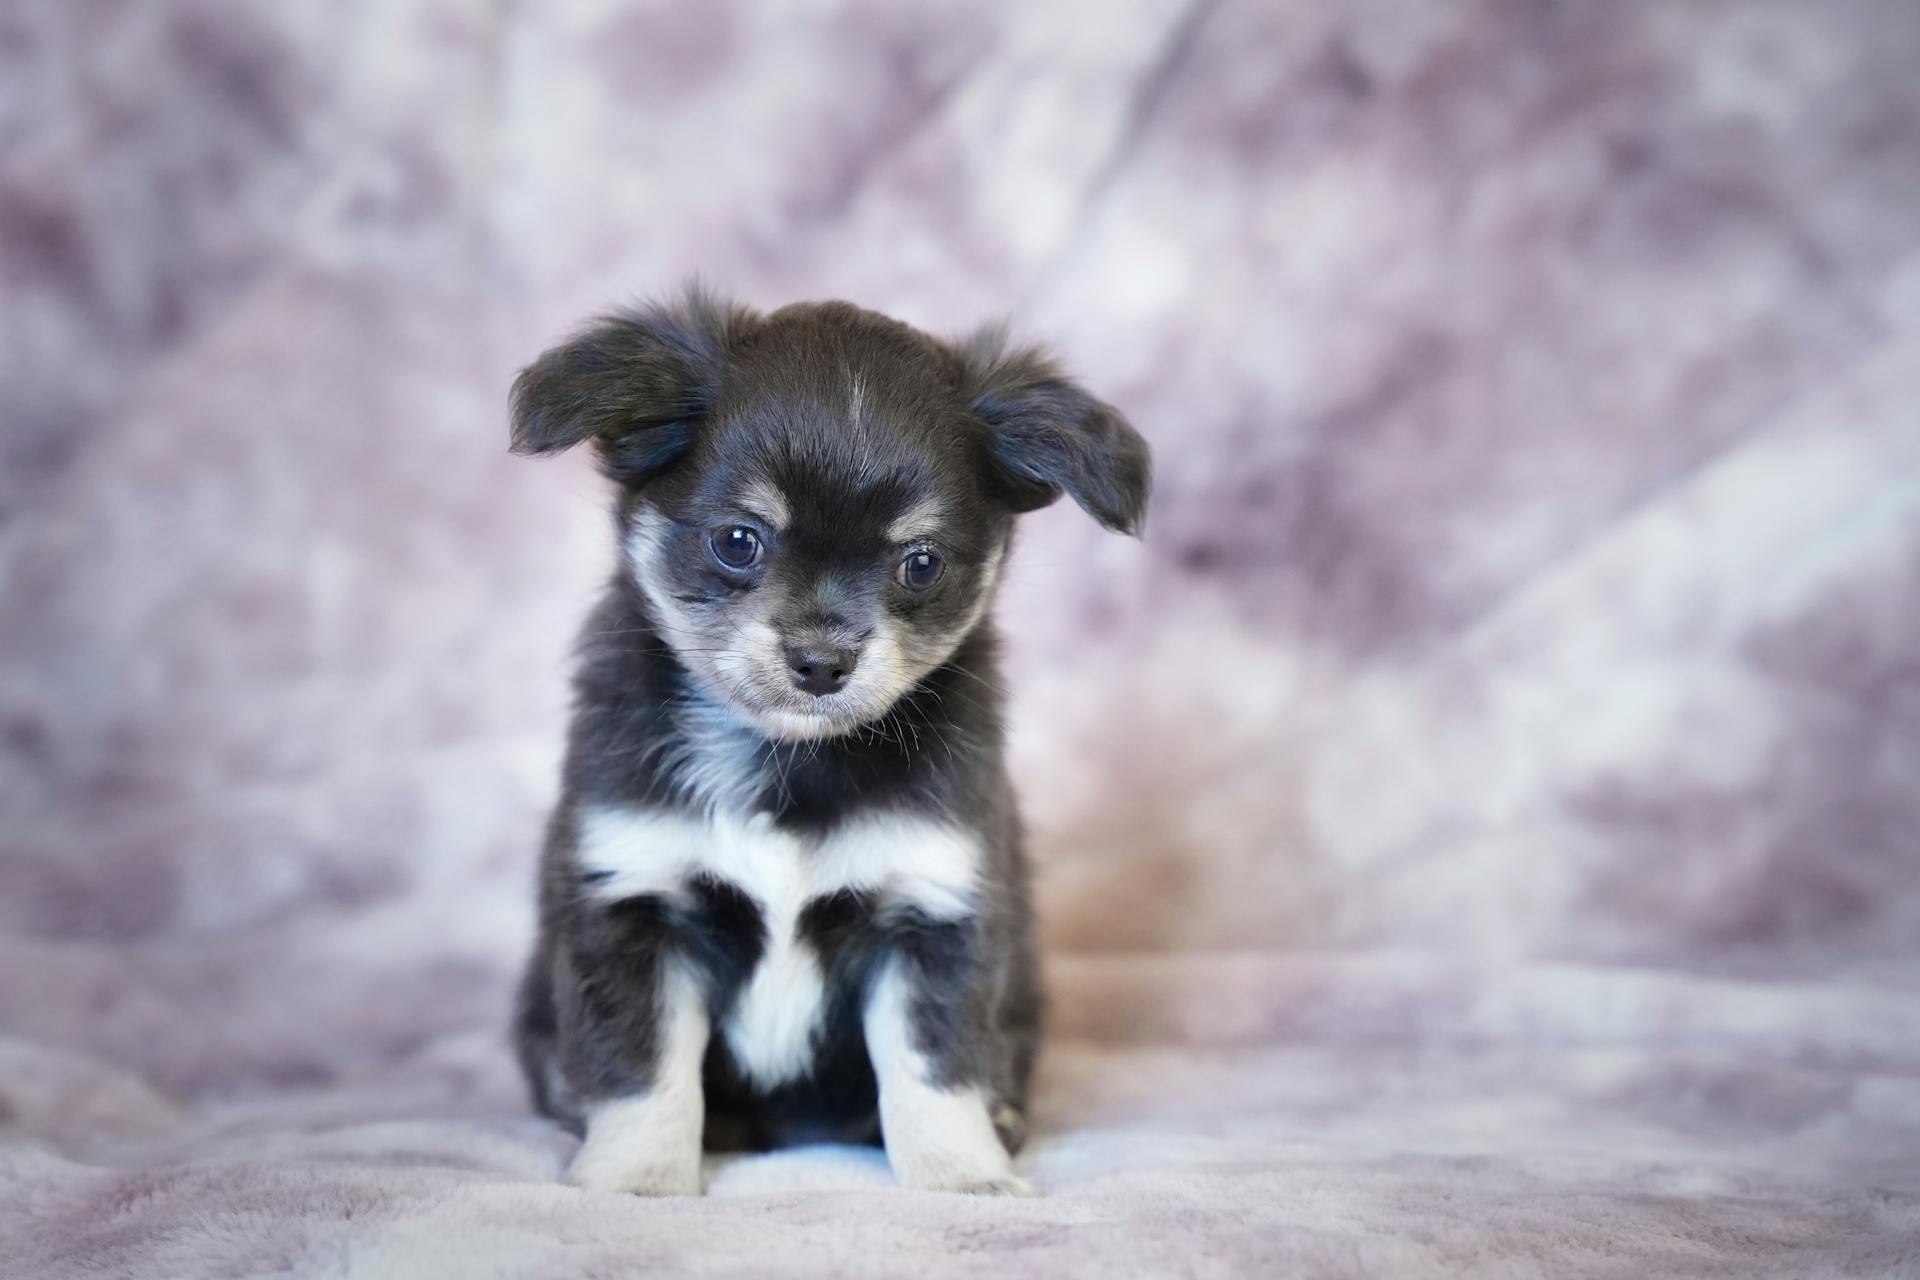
[510,289,1149,1196]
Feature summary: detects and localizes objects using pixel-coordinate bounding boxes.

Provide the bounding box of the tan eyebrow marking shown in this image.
[736,479,791,531]
[886,497,946,545]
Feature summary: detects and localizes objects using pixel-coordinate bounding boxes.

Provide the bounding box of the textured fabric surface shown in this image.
[4,2,1920,1276]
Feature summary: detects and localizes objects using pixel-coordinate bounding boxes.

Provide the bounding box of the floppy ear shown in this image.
[950,325,1152,536]
[509,287,755,483]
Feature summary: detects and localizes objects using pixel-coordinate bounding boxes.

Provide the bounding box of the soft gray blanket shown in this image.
[4,3,1918,1276]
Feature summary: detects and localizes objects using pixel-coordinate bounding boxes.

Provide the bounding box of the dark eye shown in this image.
[896,549,945,591]
[711,526,762,570]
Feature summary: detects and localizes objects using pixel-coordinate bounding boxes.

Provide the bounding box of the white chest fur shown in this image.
[573,806,981,1088]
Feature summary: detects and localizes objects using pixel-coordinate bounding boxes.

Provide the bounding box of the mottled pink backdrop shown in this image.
[4,3,1919,1276]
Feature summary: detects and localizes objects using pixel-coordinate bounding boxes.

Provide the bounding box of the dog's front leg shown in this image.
[564,954,709,1197]
[864,947,1030,1195]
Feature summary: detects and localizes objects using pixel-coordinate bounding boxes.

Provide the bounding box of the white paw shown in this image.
[947,1173,1035,1197]
[876,1077,1032,1195]
[891,1154,1034,1196]
[886,1125,1031,1196]
[565,1145,703,1197]
[567,1086,705,1197]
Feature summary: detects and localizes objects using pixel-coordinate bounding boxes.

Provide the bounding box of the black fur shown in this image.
[510,289,1148,1185]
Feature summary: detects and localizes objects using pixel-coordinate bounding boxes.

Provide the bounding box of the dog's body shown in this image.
[509,292,1148,1195]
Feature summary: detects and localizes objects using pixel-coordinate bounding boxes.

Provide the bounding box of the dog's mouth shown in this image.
[696,661,900,743]
[746,682,901,742]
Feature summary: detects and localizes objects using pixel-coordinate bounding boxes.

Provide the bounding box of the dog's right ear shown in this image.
[509,288,755,483]
[948,325,1152,537]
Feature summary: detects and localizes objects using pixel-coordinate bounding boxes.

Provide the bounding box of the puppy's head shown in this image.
[511,288,1150,741]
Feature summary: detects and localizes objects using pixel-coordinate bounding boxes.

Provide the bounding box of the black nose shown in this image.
[785,645,857,696]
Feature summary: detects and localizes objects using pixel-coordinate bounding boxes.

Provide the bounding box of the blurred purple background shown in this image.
[4,3,1919,1275]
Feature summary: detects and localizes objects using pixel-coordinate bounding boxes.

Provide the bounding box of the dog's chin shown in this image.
[747,704,872,743]
[743,683,916,742]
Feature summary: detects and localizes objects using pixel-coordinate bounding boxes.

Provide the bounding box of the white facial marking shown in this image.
[565,961,708,1196]
[626,507,700,642]
[865,961,1026,1195]
[848,372,867,429]
[701,620,918,745]
[574,808,983,1089]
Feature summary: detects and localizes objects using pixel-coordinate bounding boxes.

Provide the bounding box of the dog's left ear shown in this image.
[950,326,1152,536]
[509,287,755,484]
